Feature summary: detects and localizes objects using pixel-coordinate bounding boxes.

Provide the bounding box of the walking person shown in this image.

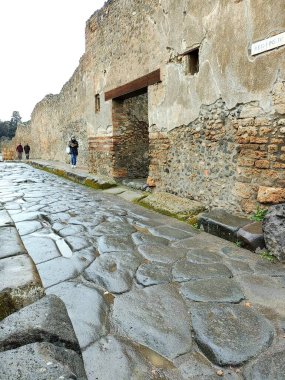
[16,143,23,160]
[24,144,30,159]
[68,136,79,168]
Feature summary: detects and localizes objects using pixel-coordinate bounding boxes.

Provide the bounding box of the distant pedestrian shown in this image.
[24,144,30,159]
[16,143,23,160]
[68,136,79,168]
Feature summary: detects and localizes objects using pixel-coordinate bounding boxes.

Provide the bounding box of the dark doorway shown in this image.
[112,88,149,179]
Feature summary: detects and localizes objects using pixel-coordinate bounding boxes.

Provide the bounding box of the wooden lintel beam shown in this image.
[105,69,161,101]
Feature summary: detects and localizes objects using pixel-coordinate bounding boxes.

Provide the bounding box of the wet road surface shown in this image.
[1,163,285,379]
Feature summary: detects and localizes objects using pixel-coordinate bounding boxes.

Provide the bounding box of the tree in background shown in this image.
[10,111,22,127]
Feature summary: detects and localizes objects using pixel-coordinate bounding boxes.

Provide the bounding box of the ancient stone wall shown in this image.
[12,0,285,213]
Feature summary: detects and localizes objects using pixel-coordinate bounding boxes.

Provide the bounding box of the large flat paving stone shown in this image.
[22,235,60,264]
[0,226,26,259]
[191,303,275,366]
[180,278,245,303]
[0,295,80,353]
[0,209,13,227]
[237,274,285,317]
[84,252,141,294]
[138,244,187,264]
[243,346,285,380]
[83,335,154,380]
[15,220,42,236]
[136,262,172,286]
[37,249,95,288]
[173,351,242,380]
[0,342,87,380]
[93,221,136,236]
[46,281,109,349]
[173,261,233,282]
[97,234,136,254]
[186,248,223,264]
[148,225,197,241]
[132,232,170,246]
[112,284,192,359]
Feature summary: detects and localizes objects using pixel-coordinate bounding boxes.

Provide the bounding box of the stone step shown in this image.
[198,209,251,243]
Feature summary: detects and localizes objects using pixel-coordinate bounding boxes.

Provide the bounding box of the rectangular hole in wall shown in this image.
[185,47,199,75]
[95,94,100,113]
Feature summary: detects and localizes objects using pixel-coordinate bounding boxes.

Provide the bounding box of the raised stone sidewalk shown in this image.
[0,161,285,379]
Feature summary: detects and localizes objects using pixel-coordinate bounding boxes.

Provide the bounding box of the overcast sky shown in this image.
[0,0,105,122]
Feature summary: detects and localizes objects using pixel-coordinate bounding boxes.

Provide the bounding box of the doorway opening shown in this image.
[112,88,149,180]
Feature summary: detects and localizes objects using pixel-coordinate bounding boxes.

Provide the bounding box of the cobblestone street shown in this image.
[1,163,285,379]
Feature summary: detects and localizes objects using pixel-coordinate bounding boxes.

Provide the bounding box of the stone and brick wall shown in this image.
[11,0,285,214]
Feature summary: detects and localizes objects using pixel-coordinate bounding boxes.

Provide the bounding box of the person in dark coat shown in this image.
[24,144,30,159]
[68,136,79,168]
[16,143,23,160]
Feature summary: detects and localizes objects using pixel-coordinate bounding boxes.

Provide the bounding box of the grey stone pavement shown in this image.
[1,162,285,379]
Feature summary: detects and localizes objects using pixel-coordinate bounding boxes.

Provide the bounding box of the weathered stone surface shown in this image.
[84,175,117,189]
[140,192,205,220]
[136,262,172,286]
[263,204,285,261]
[237,275,285,317]
[97,234,135,254]
[37,249,95,288]
[84,252,141,293]
[0,342,87,380]
[191,303,274,365]
[173,261,233,282]
[93,221,136,236]
[257,186,285,204]
[0,226,26,259]
[0,254,41,294]
[138,243,187,263]
[243,346,285,380]
[173,351,242,380]
[0,210,13,227]
[132,232,170,246]
[112,284,192,359]
[22,236,60,264]
[149,225,198,241]
[46,281,109,349]
[15,220,42,236]
[12,211,43,223]
[0,295,80,353]
[83,335,153,380]
[118,190,145,202]
[237,221,265,251]
[64,235,90,251]
[198,209,250,242]
[186,248,223,264]
[180,278,244,303]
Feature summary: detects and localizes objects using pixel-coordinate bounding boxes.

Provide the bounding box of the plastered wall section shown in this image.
[11,0,285,213]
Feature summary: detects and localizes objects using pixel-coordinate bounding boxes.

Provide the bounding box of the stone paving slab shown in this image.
[0,226,26,259]
[1,162,285,379]
[0,209,13,227]
[0,295,80,354]
[0,342,87,380]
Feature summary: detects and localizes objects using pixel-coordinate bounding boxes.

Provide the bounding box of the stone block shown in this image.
[198,209,250,242]
[263,204,285,261]
[139,192,205,221]
[0,226,26,259]
[257,186,285,204]
[0,295,80,354]
[0,210,13,227]
[237,222,265,251]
